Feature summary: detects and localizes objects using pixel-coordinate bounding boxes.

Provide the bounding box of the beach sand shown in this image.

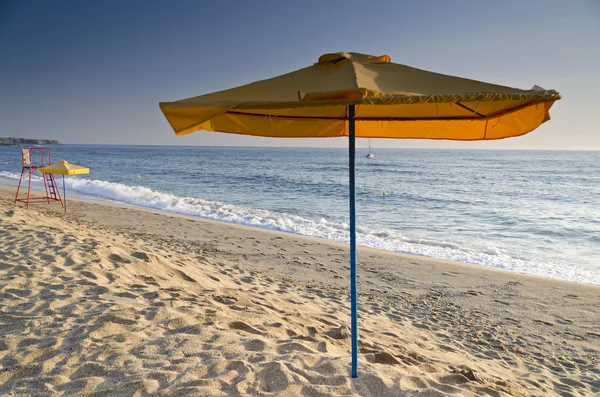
[0,186,598,396]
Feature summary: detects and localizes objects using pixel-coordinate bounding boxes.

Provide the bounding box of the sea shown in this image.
[1,145,598,285]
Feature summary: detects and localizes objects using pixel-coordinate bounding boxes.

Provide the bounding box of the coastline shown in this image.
[1,186,599,395]
[1,184,596,289]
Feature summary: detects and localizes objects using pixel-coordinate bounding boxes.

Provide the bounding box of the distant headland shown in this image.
[0,137,60,145]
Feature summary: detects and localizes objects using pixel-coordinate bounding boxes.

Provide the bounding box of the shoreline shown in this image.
[3,186,598,293]
[0,184,595,287]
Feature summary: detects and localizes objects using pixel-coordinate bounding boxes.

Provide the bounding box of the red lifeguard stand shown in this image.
[14,147,63,209]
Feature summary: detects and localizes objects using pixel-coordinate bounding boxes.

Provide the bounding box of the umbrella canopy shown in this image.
[39,160,89,214]
[38,160,89,175]
[159,52,560,378]
[160,52,560,140]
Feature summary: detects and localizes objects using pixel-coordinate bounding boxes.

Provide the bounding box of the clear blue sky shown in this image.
[1,0,599,149]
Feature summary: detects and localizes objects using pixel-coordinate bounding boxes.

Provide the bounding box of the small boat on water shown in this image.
[366,139,374,159]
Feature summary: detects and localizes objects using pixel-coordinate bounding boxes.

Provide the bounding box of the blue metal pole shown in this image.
[348,104,358,378]
[63,175,66,213]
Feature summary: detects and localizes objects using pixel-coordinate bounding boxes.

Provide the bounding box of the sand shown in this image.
[0,186,599,396]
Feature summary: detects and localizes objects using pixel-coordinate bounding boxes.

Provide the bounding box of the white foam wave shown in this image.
[1,171,597,285]
[1,171,42,181]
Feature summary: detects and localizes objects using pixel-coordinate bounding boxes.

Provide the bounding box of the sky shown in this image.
[0,0,599,149]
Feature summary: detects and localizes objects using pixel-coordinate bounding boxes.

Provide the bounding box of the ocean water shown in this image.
[1,145,599,285]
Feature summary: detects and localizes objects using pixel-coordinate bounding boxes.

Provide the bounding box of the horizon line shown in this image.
[36,143,600,152]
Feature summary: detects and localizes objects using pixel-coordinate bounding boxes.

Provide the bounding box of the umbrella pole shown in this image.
[63,175,66,213]
[348,104,358,378]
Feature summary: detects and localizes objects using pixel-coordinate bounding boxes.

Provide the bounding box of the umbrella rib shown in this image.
[226,110,490,121]
[455,102,486,118]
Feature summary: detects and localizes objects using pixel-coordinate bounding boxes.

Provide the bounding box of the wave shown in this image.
[1,170,598,285]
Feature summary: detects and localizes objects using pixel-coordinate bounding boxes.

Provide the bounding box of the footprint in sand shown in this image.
[555,318,573,325]
[241,276,256,284]
[213,295,238,305]
[243,338,266,352]
[131,252,151,262]
[441,272,457,277]
[365,351,401,365]
[142,291,159,300]
[276,342,315,354]
[137,275,159,286]
[108,254,132,264]
[80,271,98,280]
[115,291,138,299]
[229,321,264,335]
[174,270,196,283]
[5,288,31,297]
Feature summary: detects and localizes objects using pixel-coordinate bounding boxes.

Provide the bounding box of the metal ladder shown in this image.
[43,172,60,201]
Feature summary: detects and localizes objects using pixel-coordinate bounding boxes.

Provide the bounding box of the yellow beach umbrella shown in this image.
[39,160,89,212]
[159,52,561,378]
[160,52,559,140]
